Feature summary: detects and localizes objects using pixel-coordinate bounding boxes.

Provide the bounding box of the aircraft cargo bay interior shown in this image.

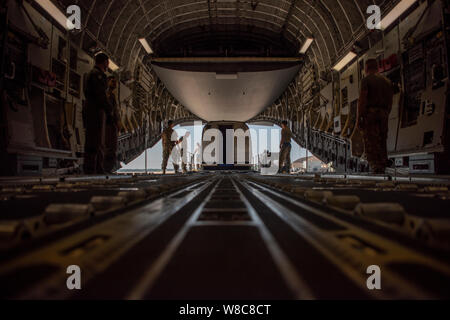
[1,0,450,302]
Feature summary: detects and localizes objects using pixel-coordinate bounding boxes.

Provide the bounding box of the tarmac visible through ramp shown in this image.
[1,172,450,299]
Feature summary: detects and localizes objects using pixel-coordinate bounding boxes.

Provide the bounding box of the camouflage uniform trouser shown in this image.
[279,143,292,173]
[104,123,118,172]
[162,146,180,173]
[181,148,188,173]
[362,109,389,172]
[84,110,105,174]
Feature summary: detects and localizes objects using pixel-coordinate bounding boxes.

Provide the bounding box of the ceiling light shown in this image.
[332,51,357,71]
[299,38,314,54]
[216,73,238,80]
[380,0,417,30]
[109,59,120,71]
[139,38,153,54]
[35,0,75,30]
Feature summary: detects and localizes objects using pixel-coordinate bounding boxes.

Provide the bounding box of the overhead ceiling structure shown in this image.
[54,0,398,121]
[62,0,396,68]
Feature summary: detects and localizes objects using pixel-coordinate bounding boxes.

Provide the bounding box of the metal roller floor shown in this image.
[1,172,450,299]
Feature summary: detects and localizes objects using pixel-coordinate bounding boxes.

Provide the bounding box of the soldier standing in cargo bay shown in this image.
[161,120,182,175]
[278,120,293,174]
[357,59,394,174]
[104,76,121,173]
[83,53,113,174]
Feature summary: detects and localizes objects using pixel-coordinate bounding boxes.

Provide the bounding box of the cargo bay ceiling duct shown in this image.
[152,59,301,122]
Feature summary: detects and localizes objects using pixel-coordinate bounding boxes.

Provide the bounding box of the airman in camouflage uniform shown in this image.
[180,131,191,174]
[83,53,113,174]
[104,76,121,173]
[358,59,394,174]
[161,120,181,174]
[278,120,293,174]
